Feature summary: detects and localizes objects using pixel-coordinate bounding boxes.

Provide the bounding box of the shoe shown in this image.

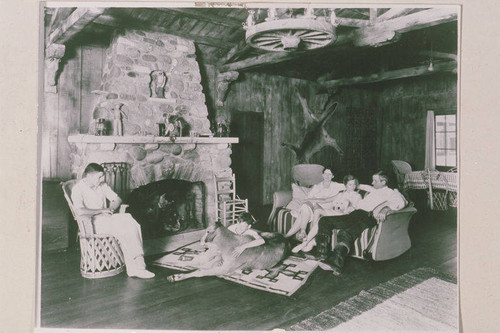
[317,261,334,271]
[302,239,316,252]
[328,245,348,275]
[292,242,306,253]
[318,258,342,275]
[128,269,155,279]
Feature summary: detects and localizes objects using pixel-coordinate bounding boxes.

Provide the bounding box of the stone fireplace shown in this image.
[68,29,238,238]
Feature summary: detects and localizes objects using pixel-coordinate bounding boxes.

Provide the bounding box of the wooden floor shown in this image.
[39,186,457,330]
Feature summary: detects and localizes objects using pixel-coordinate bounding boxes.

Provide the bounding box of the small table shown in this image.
[403,170,457,192]
[403,170,458,209]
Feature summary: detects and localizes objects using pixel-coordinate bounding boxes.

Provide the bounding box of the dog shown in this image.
[166,222,289,282]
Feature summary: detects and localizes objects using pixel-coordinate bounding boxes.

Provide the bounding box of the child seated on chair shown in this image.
[292,175,362,254]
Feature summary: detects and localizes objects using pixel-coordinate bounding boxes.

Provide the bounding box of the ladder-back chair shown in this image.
[61,180,125,279]
[214,171,248,226]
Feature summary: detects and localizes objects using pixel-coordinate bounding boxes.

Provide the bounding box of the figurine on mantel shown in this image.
[150,70,167,98]
[161,113,176,138]
[111,103,127,136]
[214,119,229,137]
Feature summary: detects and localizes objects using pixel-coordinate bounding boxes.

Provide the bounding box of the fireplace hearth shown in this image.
[126,179,205,239]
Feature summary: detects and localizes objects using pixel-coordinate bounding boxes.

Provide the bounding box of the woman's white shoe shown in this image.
[302,239,316,252]
[292,242,306,253]
[128,269,155,279]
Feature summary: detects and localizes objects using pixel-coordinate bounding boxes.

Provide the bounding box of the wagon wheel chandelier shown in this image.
[244,8,338,52]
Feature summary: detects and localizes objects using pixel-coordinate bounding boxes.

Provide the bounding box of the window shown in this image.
[435,114,457,167]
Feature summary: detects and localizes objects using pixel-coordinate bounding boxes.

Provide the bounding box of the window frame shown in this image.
[433,109,457,170]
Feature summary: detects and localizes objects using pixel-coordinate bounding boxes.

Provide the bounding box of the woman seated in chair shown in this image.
[292,175,362,253]
[285,169,345,241]
[71,163,155,279]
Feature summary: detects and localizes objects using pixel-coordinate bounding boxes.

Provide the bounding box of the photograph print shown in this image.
[38,2,459,331]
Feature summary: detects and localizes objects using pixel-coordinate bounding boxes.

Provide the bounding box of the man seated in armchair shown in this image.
[316,170,407,275]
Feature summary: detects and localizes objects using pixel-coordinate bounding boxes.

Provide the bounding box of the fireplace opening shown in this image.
[126,179,206,239]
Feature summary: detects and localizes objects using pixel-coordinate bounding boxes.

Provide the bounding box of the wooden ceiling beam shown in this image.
[352,7,457,46]
[369,8,378,24]
[419,50,457,61]
[320,61,457,89]
[336,18,369,28]
[376,8,414,21]
[48,7,105,45]
[158,8,243,28]
[220,7,457,72]
[218,39,251,65]
[93,14,235,50]
[374,7,457,34]
[218,34,352,72]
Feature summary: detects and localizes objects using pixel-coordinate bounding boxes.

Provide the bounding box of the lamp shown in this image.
[428,41,434,71]
[244,8,338,52]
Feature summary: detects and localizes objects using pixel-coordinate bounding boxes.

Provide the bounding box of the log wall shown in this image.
[41,42,106,180]
[42,43,457,206]
[375,73,457,175]
[223,73,377,205]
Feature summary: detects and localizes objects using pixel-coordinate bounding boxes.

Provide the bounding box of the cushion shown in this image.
[286,183,311,211]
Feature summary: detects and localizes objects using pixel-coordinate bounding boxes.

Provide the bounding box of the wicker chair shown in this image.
[391,160,412,191]
[61,180,125,279]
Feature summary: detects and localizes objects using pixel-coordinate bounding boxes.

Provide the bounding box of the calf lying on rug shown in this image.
[166,221,290,282]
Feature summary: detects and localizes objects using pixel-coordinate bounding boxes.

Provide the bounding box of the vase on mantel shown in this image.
[292,164,325,187]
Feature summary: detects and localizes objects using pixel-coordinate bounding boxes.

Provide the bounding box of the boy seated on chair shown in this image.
[71,163,155,279]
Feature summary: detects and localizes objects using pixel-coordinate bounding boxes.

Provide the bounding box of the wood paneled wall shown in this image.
[221,71,456,204]
[223,72,377,205]
[41,43,106,180]
[375,73,457,176]
[42,44,457,206]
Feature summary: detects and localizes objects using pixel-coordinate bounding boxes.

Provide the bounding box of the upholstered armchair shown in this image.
[267,173,417,261]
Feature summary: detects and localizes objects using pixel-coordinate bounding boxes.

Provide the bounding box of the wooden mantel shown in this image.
[68,134,238,144]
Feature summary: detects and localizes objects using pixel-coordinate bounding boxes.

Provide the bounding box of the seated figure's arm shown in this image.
[307,183,345,203]
[373,202,392,222]
[71,185,112,217]
[357,184,374,192]
[232,229,265,257]
[372,190,408,221]
[102,183,122,212]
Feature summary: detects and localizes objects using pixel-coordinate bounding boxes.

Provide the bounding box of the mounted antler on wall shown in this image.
[281,88,344,163]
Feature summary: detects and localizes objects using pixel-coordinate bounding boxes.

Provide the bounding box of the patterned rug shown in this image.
[288,267,458,331]
[152,242,318,296]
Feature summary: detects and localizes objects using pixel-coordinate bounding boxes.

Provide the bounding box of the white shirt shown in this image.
[227,224,261,240]
[357,185,407,213]
[71,180,119,215]
[307,181,345,199]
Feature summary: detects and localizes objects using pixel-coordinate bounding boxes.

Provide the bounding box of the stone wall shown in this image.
[69,29,234,225]
[90,29,212,136]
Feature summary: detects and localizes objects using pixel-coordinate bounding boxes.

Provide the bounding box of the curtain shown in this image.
[424,110,435,170]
